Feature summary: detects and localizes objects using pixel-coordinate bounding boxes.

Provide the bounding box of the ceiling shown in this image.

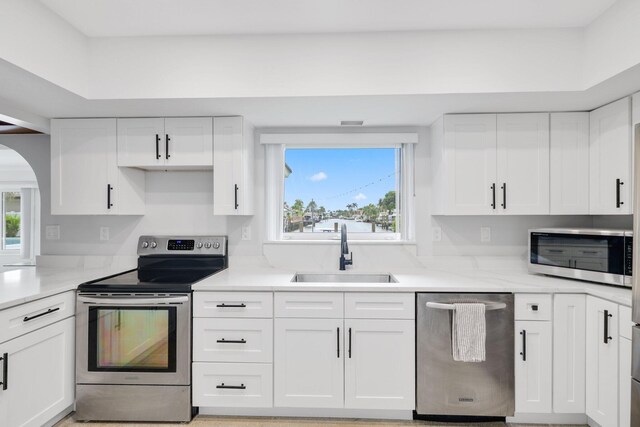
[40,0,617,37]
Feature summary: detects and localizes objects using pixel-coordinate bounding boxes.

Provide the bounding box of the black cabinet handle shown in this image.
[216,338,246,344]
[0,353,7,391]
[165,134,171,159]
[107,184,113,209]
[23,307,60,322]
[348,327,352,358]
[216,303,246,308]
[234,184,239,210]
[520,330,526,361]
[616,179,624,208]
[216,383,246,390]
[337,327,340,358]
[155,134,161,159]
[604,310,613,344]
[501,183,507,209]
[491,183,496,209]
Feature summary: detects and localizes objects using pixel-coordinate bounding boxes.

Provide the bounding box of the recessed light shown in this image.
[340,120,364,126]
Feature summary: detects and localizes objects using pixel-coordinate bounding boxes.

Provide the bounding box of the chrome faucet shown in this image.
[339,224,353,270]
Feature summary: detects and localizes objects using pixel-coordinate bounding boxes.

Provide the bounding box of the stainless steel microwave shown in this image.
[528,228,632,287]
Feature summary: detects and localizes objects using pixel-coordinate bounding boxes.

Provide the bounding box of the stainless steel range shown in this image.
[75,235,228,422]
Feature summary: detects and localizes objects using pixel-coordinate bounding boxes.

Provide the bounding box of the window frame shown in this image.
[265,142,415,243]
[1,189,22,253]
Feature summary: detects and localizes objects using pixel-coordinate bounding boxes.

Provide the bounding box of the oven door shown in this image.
[76,293,191,386]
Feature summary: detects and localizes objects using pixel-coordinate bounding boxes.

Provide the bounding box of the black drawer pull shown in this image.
[165,134,171,159]
[216,303,246,308]
[216,338,246,344]
[24,307,60,322]
[234,184,239,210]
[501,183,507,209]
[604,310,613,344]
[155,134,161,159]
[216,383,246,390]
[0,353,7,391]
[337,327,340,358]
[348,327,352,358]
[616,178,624,208]
[520,330,526,361]
[107,184,113,209]
[491,183,496,209]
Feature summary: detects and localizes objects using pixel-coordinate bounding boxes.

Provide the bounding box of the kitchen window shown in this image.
[263,132,416,241]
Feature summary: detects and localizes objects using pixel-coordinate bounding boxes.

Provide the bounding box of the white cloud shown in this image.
[354,193,367,201]
[309,171,328,182]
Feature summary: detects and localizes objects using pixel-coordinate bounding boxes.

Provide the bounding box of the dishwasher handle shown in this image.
[425,301,507,311]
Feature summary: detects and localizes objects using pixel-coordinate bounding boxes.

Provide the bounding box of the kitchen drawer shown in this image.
[193,362,273,408]
[193,318,273,363]
[620,305,633,340]
[0,291,75,344]
[345,293,414,319]
[194,292,273,318]
[274,292,343,318]
[515,294,552,321]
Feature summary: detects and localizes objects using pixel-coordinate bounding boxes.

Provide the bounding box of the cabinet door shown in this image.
[214,116,242,215]
[0,317,74,427]
[620,337,632,427]
[586,296,619,427]
[274,318,343,408]
[589,97,632,214]
[550,113,590,214]
[497,113,550,215]
[344,319,414,410]
[515,320,552,413]
[51,118,117,215]
[442,114,497,215]
[117,118,165,167]
[553,294,586,413]
[165,117,213,167]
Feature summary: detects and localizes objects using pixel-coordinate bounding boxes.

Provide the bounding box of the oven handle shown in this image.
[77,295,189,305]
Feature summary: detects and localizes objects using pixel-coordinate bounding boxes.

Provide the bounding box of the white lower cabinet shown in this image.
[586,296,619,427]
[553,294,586,413]
[0,317,75,427]
[274,318,344,408]
[514,320,552,413]
[192,362,272,408]
[619,337,632,427]
[344,319,414,410]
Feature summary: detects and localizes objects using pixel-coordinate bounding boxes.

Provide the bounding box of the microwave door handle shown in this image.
[78,296,189,305]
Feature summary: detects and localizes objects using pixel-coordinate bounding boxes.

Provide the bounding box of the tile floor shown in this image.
[56,414,587,427]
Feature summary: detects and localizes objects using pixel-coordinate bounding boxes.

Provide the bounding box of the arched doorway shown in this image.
[0,144,40,266]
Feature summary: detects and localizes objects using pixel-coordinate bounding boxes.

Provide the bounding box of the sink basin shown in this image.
[291,273,398,283]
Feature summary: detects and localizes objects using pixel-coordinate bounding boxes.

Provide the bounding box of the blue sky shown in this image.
[284,148,397,211]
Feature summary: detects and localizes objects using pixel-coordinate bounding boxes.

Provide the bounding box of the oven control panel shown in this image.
[138,236,227,256]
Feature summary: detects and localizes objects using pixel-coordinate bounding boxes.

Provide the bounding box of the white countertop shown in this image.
[0,256,632,310]
[0,265,132,310]
[192,257,634,307]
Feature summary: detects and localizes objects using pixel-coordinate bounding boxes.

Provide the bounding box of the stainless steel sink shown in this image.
[291,273,398,283]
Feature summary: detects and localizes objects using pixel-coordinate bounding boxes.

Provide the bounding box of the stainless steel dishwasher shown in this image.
[416,293,514,419]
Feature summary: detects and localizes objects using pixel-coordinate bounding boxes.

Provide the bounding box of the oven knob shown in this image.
[142,241,149,248]
[213,242,220,249]
[150,242,157,248]
[196,242,203,249]
[204,242,212,249]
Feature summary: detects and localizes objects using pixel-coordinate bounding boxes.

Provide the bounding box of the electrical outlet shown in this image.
[241,225,251,241]
[432,226,442,242]
[100,227,110,241]
[480,227,491,243]
[45,225,60,240]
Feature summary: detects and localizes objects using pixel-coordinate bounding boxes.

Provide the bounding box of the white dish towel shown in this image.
[452,303,486,362]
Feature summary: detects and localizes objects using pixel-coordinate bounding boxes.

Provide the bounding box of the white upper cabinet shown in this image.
[496,113,550,215]
[51,119,145,215]
[213,116,255,215]
[549,113,590,215]
[432,113,549,215]
[432,114,497,215]
[117,117,213,169]
[589,97,632,214]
